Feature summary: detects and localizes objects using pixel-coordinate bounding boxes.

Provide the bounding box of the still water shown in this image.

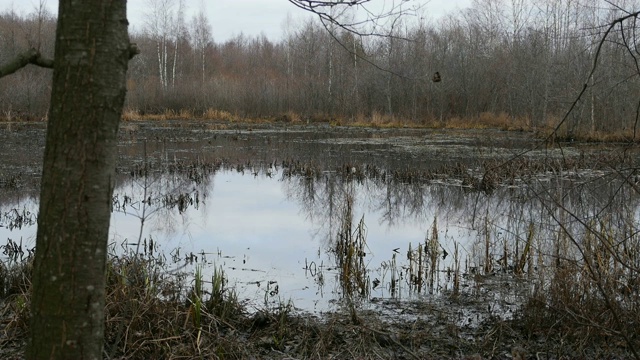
[2,124,639,316]
[3,162,635,315]
[110,168,473,312]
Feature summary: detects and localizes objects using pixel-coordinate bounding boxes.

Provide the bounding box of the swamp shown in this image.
[1,120,639,359]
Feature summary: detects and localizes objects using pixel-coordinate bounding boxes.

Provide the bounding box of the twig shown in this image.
[361,325,422,360]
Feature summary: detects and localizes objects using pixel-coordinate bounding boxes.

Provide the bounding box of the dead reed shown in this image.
[1,148,640,358]
[333,194,370,300]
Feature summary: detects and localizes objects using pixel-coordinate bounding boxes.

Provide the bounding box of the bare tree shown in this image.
[191,1,212,84]
[171,0,186,88]
[145,0,175,89]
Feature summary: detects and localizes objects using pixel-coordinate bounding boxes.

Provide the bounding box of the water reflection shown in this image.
[0,124,640,320]
[111,161,640,316]
[2,154,640,315]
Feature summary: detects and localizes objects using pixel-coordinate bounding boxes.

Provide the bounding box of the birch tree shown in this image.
[191,1,211,84]
[171,0,186,88]
[145,0,175,89]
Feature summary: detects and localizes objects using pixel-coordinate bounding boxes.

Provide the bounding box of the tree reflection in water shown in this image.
[2,155,640,328]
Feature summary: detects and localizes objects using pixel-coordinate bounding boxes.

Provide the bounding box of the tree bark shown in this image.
[27,1,131,359]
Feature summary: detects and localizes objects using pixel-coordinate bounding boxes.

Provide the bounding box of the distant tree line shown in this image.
[2,0,640,134]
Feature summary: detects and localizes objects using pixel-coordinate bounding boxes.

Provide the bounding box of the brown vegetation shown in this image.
[1,230,636,360]
[1,124,640,358]
[2,2,640,140]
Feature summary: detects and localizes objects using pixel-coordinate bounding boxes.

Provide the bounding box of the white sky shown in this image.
[0,0,472,42]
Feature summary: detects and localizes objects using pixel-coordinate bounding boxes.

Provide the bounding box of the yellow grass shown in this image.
[444,112,531,131]
[538,115,638,142]
[121,108,141,121]
[279,110,302,123]
[202,108,241,122]
[346,111,409,128]
[116,107,640,142]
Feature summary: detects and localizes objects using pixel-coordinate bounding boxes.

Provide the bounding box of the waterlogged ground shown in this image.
[1,120,640,358]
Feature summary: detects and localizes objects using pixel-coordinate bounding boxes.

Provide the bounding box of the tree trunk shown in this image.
[172,37,178,88]
[157,39,164,87]
[163,35,168,88]
[28,1,130,359]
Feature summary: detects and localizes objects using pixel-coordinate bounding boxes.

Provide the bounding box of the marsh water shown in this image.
[2,121,639,320]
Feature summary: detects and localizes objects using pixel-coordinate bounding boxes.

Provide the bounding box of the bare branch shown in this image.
[288,0,371,12]
[317,19,414,80]
[0,48,53,78]
[548,11,640,142]
[295,0,425,81]
[0,44,139,80]
[289,0,420,40]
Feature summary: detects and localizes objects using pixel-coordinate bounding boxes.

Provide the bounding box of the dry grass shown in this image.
[202,108,241,122]
[443,112,531,131]
[346,111,409,128]
[539,126,639,142]
[2,154,640,358]
[536,115,639,142]
[0,248,519,359]
[277,110,302,123]
[1,219,638,359]
[339,111,534,131]
[124,107,284,124]
[10,105,636,143]
[0,110,46,122]
[121,108,140,121]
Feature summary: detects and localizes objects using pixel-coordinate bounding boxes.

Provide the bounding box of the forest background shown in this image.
[1,0,639,139]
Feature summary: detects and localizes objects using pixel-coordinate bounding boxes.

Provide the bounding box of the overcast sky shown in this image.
[0,0,472,42]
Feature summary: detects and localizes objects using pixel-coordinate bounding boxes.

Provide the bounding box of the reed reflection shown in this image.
[2,152,640,319]
[279,159,640,312]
